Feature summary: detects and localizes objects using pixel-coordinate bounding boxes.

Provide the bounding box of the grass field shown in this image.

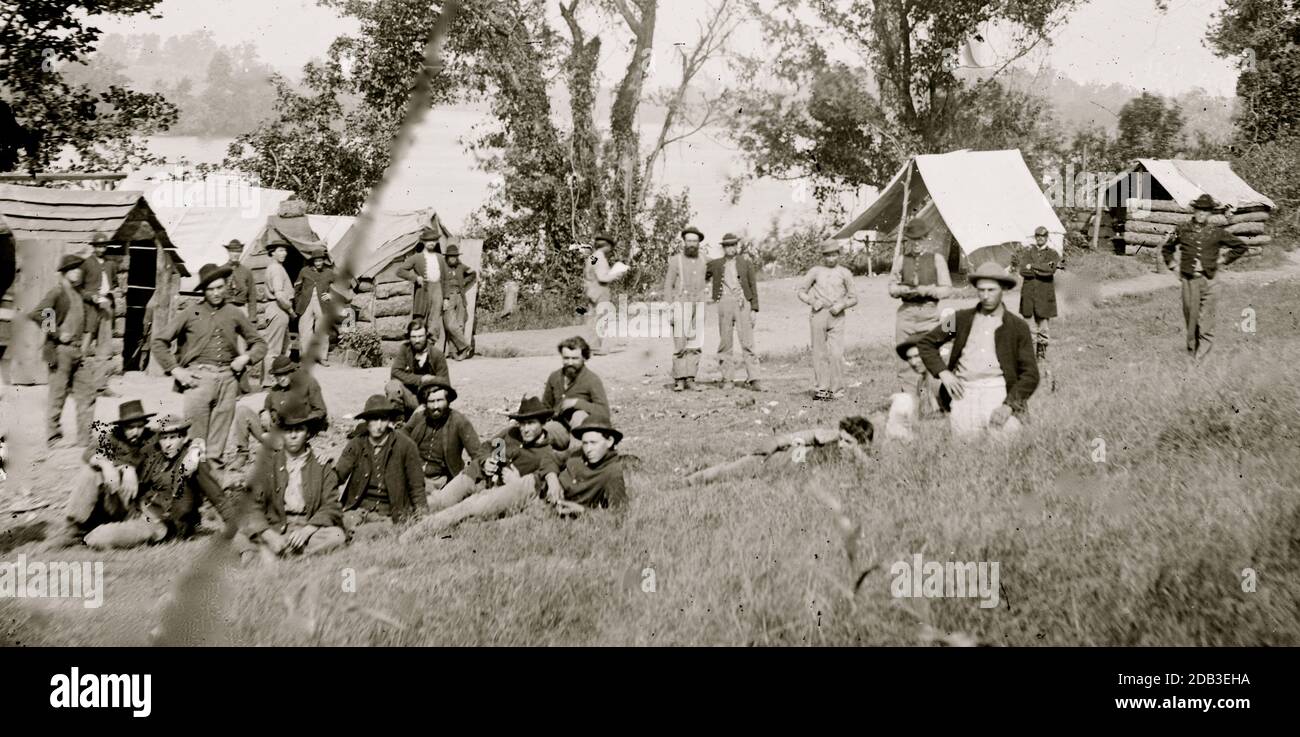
[3,270,1299,646]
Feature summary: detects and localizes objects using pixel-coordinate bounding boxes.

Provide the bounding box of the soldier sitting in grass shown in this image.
[400,409,626,542]
[239,399,347,558]
[336,395,426,529]
[684,416,874,486]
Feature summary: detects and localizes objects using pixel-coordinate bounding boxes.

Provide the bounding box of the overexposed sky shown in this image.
[99,0,1239,97]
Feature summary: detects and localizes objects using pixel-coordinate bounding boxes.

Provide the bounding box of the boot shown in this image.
[1035,342,1047,361]
[683,378,695,391]
[672,379,685,392]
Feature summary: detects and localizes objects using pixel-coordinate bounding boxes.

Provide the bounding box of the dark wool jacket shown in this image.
[135,442,229,539]
[401,407,483,478]
[704,255,760,309]
[541,365,609,421]
[244,446,343,534]
[390,342,450,393]
[916,307,1039,415]
[336,431,426,522]
[1163,221,1248,279]
[80,254,118,306]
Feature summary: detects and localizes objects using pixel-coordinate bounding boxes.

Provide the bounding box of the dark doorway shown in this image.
[124,241,157,372]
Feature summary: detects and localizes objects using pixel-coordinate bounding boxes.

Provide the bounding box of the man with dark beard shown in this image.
[663,225,709,391]
[401,380,484,503]
[541,336,610,446]
[385,318,450,417]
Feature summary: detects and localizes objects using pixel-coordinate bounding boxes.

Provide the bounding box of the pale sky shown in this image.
[99,0,1239,98]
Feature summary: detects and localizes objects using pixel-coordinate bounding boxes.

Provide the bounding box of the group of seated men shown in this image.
[51,320,626,558]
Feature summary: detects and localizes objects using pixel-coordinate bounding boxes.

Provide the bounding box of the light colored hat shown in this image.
[967,261,1018,289]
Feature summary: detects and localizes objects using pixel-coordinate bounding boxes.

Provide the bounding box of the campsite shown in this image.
[1,0,1299,659]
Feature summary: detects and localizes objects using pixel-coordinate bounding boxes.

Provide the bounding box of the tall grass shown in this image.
[4,279,1299,646]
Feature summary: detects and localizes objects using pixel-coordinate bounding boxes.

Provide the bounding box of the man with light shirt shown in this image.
[797,240,858,400]
[916,262,1038,437]
[397,227,446,348]
[261,242,295,387]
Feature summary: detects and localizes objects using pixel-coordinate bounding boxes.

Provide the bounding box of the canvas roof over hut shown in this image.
[1103,159,1273,211]
[330,208,454,279]
[308,214,356,252]
[120,172,293,290]
[0,183,187,271]
[834,149,1065,258]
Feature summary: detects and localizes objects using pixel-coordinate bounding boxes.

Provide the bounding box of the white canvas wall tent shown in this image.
[834,149,1065,270]
[330,208,481,359]
[119,172,293,292]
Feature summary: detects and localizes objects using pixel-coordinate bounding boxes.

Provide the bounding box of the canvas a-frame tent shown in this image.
[330,208,481,359]
[1101,159,1274,213]
[834,149,1065,271]
[0,184,187,383]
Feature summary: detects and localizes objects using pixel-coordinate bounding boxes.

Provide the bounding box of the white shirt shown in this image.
[284,451,309,515]
[956,307,1005,386]
[423,251,441,283]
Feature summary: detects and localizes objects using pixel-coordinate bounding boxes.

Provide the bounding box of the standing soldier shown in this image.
[261,242,295,387]
[151,263,267,470]
[440,244,476,360]
[1163,194,1249,362]
[1017,225,1059,362]
[295,248,329,364]
[223,239,258,323]
[27,255,92,446]
[397,227,446,348]
[663,225,708,391]
[797,240,858,400]
[584,234,625,355]
[80,232,117,357]
[705,233,760,391]
[888,220,952,347]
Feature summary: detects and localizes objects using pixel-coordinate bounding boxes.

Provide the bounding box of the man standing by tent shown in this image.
[151,263,267,470]
[917,262,1038,437]
[261,242,295,387]
[797,240,858,400]
[1163,194,1249,362]
[295,248,330,365]
[1017,226,1059,362]
[224,239,258,323]
[397,226,446,347]
[663,225,708,392]
[27,255,93,447]
[706,233,760,391]
[440,244,476,360]
[888,220,952,346]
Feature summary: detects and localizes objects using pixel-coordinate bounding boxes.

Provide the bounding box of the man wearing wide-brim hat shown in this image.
[705,232,761,390]
[1162,193,1250,361]
[889,219,953,347]
[916,261,1038,438]
[295,245,333,365]
[400,379,483,504]
[403,406,626,540]
[151,263,268,470]
[396,224,447,350]
[26,254,95,447]
[335,394,426,529]
[48,399,156,548]
[885,333,945,442]
[240,398,347,558]
[80,231,118,358]
[400,394,571,543]
[222,239,258,322]
[230,354,327,467]
[663,225,709,391]
[440,243,477,360]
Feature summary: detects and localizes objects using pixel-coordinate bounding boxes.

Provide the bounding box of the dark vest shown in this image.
[900,252,938,288]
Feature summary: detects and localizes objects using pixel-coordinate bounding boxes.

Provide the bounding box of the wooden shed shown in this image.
[0,184,187,383]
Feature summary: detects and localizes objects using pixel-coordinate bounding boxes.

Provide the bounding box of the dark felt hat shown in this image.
[444,244,460,257]
[57,254,85,273]
[113,399,156,425]
[895,332,928,361]
[680,225,705,241]
[276,399,315,429]
[593,233,616,249]
[419,379,458,404]
[1033,225,1050,236]
[571,410,623,444]
[268,356,297,376]
[820,239,842,255]
[355,394,401,420]
[419,225,441,241]
[508,395,552,422]
[195,263,234,291]
[152,414,192,435]
[903,220,929,239]
[89,231,112,245]
[224,239,245,252]
[720,233,741,246]
[1190,193,1222,211]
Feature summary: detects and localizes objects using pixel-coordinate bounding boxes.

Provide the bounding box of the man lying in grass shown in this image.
[399,408,626,542]
[684,416,874,486]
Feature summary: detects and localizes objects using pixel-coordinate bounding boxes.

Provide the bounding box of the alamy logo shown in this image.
[0,555,104,609]
[890,554,1001,609]
[50,667,151,717]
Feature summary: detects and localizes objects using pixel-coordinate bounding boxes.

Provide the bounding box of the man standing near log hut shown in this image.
[440,244,476,361]
[80,232,117,358]
[28,255,94,447]
[397,226,446,347]
[224,239,258,323]
[261,242,295,387]
[295,248,331,365]
[1017,226,1059,362]
[1163,194,1249,362]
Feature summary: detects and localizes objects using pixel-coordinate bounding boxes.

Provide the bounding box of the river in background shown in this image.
[146,105,873,245]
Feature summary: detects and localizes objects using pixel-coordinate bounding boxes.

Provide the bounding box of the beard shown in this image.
[562,364,581,380]
[683,246,699,258]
